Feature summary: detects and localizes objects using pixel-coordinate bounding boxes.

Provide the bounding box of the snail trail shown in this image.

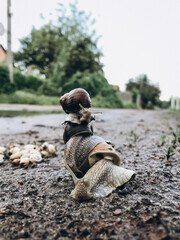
[60,88,135,201]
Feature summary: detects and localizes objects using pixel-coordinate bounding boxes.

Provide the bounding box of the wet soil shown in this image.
[0,109,180,240]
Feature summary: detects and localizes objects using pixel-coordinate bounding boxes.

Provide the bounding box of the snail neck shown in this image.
[64,161,79,184]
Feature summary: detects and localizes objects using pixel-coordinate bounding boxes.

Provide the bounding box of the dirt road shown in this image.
[0,109,180,239]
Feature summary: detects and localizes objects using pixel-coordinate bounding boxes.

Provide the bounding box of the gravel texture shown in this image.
[0,109,180,240]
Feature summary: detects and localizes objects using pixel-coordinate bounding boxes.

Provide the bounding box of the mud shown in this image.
[0,109,180,240]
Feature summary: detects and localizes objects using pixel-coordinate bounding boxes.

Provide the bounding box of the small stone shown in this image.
[0,155,4,164]
[0,147,6,154]
[116,218,122,223]
[12,159,20,165]
[113,209,122,215]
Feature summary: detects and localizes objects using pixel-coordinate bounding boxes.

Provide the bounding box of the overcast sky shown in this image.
[0,0,180,100]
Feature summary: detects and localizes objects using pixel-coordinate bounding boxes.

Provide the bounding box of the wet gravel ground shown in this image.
[0,109,180,240]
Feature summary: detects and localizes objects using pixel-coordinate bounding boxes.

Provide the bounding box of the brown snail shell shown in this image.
[64,135,106,177]
[88,142,121,167]
[60,88,91,113]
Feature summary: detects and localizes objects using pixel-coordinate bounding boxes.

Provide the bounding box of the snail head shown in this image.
[79,104,101,123]
[70,178,93,201]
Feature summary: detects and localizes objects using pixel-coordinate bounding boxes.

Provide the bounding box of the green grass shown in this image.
[91,94,123,108]
[122,102,137,109]
[0,110,63,118]
[0,91,59,105]
[0,90,137,109]
[167,109,180,122]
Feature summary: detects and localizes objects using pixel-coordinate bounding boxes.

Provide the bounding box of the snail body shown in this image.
[64,135,135,200]
[69,159,135,201]
[0,147,6,154]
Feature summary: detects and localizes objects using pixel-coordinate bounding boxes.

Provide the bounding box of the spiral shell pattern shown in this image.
[64,135,106,176]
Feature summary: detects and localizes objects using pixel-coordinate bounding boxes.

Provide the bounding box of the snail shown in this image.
[0,154,4,164]
[62,100,100,144]
[60,88,91,113]
[60,88,135,201]
[65,158,135,201]
[0,146,6,155]
[63,135,135,200]
[40,142,56,156]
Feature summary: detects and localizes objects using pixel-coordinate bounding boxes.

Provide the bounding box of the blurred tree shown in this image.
[13,1,122,108]
[14,24,67,77]
[52,2,103,81]
[0,64,16,93]
[126,74,161,109]
[14,2,101,80]
[63,37,103,78]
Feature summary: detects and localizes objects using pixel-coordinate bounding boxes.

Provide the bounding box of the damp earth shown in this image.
[0,108,180,240]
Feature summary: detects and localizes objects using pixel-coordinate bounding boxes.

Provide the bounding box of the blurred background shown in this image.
[0,0,180,110]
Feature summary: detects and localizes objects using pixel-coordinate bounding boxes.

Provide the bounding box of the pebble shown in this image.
[0,155,4,164]
[113,209,122,215]
[0,147,6,154]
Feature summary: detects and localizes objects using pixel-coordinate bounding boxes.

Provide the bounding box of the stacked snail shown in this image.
[60,88,135,201]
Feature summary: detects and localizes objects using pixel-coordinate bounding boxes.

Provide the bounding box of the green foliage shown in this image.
[0,110,62,118]
[13,69,43,91]
[12,2,122,108]
[92,92,123,108]
[130,130,138,142]
[25,75,43,91]
[14,3,100,80]
[122,102,137,109]
[172,131,180,145]
[159,100,170,109]
[161,135,166,146]
[63,38,103,78]
[0,64,16,94]
[0,91,58,105]
[60,72,105,96]
[14,24,66,77]
[126,74,161,109]
[38,80,61,96]
[166,146,175,160]
[56,2,96,43]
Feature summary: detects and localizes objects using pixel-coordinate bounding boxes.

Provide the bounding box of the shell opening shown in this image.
[88,150,121,167]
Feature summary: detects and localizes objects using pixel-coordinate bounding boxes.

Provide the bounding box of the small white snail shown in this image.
[10,147,21,155]
[10,151,24,160]
[9,143,56,166]
[40,142,56,156]
[30,152,42,163]
[0,147,6,155]
[0,154,4,164]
